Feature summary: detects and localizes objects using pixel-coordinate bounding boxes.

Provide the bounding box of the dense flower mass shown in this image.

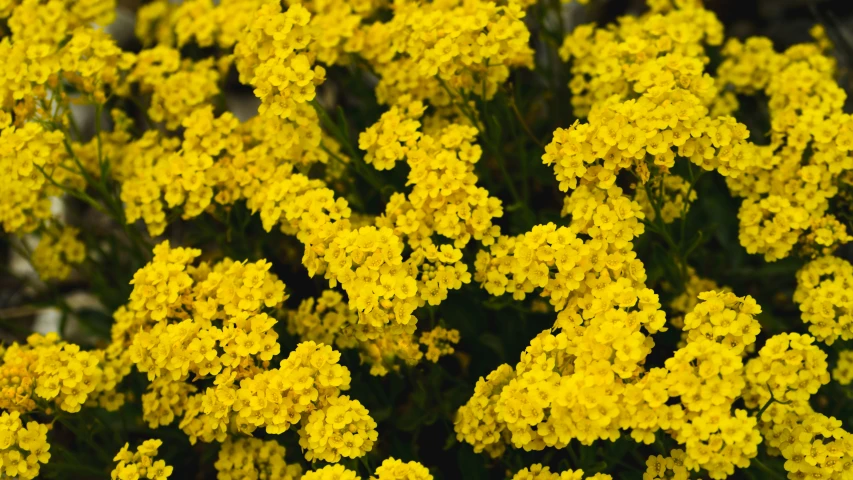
[31,226,85,281]
[0,412,50,480]
[512,464,613,480]
[549,2,753,193]
[718,34,853,261]
[303,457,434,480]
[111,439,172,480]
[0,0,851,478]
[214,437,303,480]
[794,256,853,344]
[0,333,123,414]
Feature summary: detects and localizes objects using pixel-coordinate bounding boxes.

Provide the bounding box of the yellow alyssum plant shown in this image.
[0,0,852,479]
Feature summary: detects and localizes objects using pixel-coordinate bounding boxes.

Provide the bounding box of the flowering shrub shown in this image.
[1,0,852,478]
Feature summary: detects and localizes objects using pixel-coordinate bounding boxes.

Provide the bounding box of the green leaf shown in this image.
[478,333,506,361]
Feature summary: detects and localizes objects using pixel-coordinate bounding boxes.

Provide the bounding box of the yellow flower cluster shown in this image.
[833,350,853,385]
[744,333,830,412]
[252,169,346,240]
[59,27,136,101]
[141,0,366,65]
[454,363,513,457]
[238,89,442,337]
[419,326,460,362]
[228,341,349,434]
[372,458,433,479]
[0,333,123,414]
[644,450,689,480]
[511,464,612,480]
[118,241,378,459]
[461,151,669,459]
[118,106,241,235]
[114,98,325,237]
[2,0,851,477]
[234,3,325,125]
[287,290,436,376]
[475,188,645,311]
[680,290,761,351]
[322,226,419,327]
[735,322,851,479]
[126,241,201,321]
[0,6,149,241]
[453,7,785,473]
[214,437,302,480]
[111,439,173,480]
[663,292,763,477]
[793,256,853,344]
[355,0,533,107]
[359,101,424,171]
[669,268,729,317]
[0,0,255,241]
[288,290,358,349]
[718,36,853,260]
[0,122,65,234]
[457,290,667,450]
[762,411,853,480]
[304,464,361,480]
[548,4,752,193]
[30,339,106,413]
[0,0,485,390]
[141,376,197,429]
[357,328,425,376]
[0,411,50,480]
[300,394,378,462]
[164,0,266,50]
[31,226,86,281]
[112,132,176,235]
[134,1,175,47]
[250,168,437,342]
[303,457,433,480]
[185,340,372,453]
[458,289,765,478]
[0,343,38,412]
[292,0,366,66]
[256,170,464,346]
[127,48,220,130]
[453,5,804,473]
[561,2,722,113]
[4,0,114,27]
[374,117,504,248]
[0,6,124,112]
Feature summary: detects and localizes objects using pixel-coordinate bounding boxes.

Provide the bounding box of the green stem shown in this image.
[567,442,580,467]
[94,102,108,180]
[508,92,544,149]
[678,164,703,249]
[436,77,481,130]
[320,143,385,195]
[551,0,565,40]
[34,164,109,215]
[643,183,679,252]
[60,129,150,261]
[437,77,533,227]
[54,415,111,463]
[751,458,785,480]
[494,147,524,207]
[756,384,792,421]
[310,99,390,199]
[642,179,690,290]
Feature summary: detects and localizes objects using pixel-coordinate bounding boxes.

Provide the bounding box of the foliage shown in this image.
[0,0,852,479]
